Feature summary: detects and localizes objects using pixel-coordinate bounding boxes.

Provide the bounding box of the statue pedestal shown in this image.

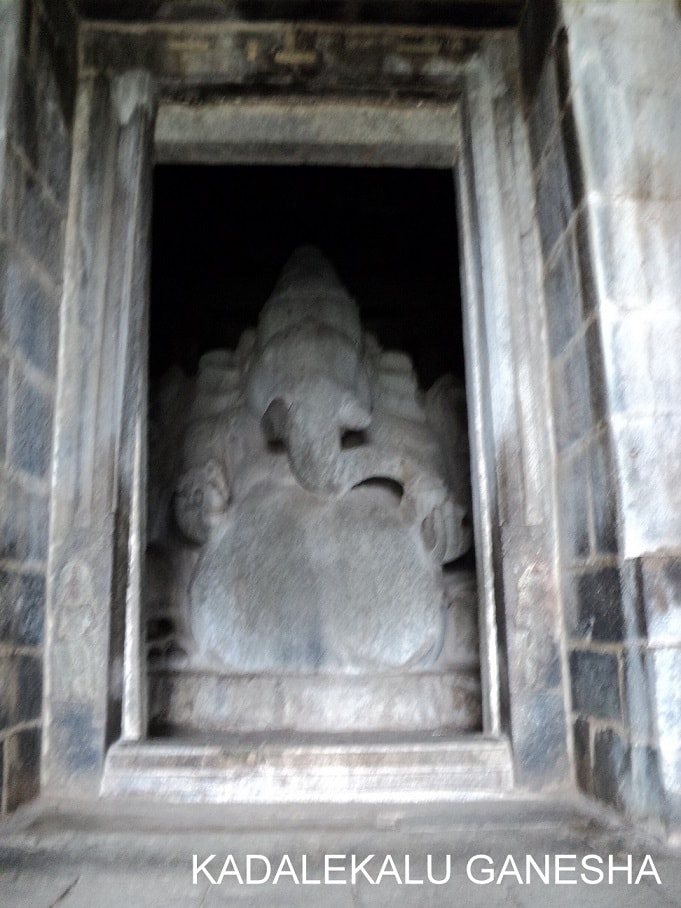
[149,668,481,735]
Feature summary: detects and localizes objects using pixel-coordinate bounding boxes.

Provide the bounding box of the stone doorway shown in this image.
[43,38,567,801]
[100,97,516,800]
[145,163,481,740]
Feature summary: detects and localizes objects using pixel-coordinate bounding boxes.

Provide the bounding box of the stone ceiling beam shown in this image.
[81,20,485,95]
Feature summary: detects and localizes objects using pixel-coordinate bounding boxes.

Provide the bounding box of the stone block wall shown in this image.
[0,0,76,815]
[520,0,681,829]
[519,0,626,811]
[565,0,681,829]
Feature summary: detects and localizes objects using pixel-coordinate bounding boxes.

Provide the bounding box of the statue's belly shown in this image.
[189,485,445,672]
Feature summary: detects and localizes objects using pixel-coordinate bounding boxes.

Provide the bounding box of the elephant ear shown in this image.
[261,397,289,442]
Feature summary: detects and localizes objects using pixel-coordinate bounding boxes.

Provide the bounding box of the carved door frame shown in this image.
[42,30,570,797]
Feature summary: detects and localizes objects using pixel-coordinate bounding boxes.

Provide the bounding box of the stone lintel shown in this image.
[155,97,461,166]
[81,20,484,95]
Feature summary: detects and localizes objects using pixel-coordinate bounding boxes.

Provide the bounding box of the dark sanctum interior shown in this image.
[150,165,464,390]
[146,163,478,743]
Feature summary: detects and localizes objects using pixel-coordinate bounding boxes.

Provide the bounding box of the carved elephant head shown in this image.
[257,377,373,495]
[245,247,375,495]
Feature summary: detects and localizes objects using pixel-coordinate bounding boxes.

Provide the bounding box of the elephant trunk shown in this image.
[284,402,349,495]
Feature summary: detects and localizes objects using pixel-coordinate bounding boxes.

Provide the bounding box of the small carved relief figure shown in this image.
[147,247,474,675]
[53,561,99,700]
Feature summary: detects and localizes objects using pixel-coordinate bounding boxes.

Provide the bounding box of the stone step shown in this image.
[101,734,514,804]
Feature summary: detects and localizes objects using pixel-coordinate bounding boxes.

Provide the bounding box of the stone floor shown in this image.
[0,795,680,907]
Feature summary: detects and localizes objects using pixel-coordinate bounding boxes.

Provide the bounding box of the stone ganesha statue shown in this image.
[148,247,473,673]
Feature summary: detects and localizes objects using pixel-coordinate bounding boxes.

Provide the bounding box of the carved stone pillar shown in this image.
[42,70,157,795]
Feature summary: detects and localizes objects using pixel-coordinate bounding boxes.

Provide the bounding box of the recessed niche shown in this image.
[146,164,479,738]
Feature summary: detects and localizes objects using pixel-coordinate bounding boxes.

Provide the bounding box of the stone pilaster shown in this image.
[458,34,570,785]
[42,70,157,795]
[0,0,76,815]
